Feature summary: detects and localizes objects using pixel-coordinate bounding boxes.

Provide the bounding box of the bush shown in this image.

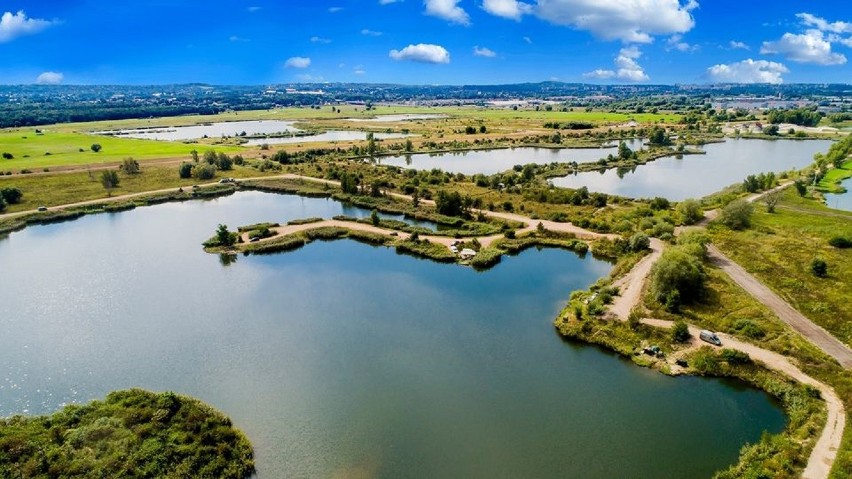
[720,348,751,365]
[733,319,766,339]
[719,199,753,230]
[628,232,650,252]
[0,187,23,204]
[676,198,704,225]
[810,258,828,278]
[650,246,706,308]
[195,164,216,180]
[120,157,140,174]
[179,162,193,179]
[672,320,691,343]
[90,143,102,152]
[828,236,852,249]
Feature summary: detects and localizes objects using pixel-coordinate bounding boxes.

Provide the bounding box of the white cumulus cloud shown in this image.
[0,10,54,43]
[389,43,451,63]
[482,0,532,20]
[729,40,749,50]
[797,13,852,34]
[36,71,63,85]
[705,59,788,84]
[533,0,698,43]
[361,29,383,36]
[665,34,696,52]
[285,57,311,68]
[761,29,846,65]
[311,36,331,44]
[584,46,649,82]
[424,0,470,25]
[473,46,497,57]
[380,0,402,4]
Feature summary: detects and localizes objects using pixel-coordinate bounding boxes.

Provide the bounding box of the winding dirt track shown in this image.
[707,245,852,369]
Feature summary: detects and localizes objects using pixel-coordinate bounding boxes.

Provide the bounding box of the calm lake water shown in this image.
[243,130,411,146]
[824,176,852,211]
[377,146,622,175]
[346,114,448,122]
[98,120,299,141]
[0,192,785,478]
[551,138,833,201]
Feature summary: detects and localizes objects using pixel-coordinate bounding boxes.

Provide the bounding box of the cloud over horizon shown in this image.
[390,43,451,63]
[705,59,788,84]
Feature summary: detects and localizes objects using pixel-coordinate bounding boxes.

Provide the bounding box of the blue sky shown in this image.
[1,1,850,85]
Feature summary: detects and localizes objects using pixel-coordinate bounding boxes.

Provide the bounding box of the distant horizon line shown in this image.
[4,81,851,89]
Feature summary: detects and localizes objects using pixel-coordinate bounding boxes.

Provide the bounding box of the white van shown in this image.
[699,330,722,346]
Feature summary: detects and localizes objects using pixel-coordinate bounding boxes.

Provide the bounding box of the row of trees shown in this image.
[766,107,822,127]
[180,150,240,179]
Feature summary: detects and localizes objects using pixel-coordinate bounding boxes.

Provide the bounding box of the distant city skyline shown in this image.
[1,1,850,85]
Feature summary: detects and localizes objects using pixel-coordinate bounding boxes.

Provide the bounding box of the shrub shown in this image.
[650,246,706,308]
[179,162,193,179]
[628,232,650,252]
[1,152,12,159]
[733,319,766,339]
[672,320,691,343]
[720,348,751,365]
[0,187,23,204]
[120,157,140,174]
[195,164,216,180]
[677,199,704,225]
[828,236,852,249]
[810,258,828,278]
[90,143,102,152]
[719,199,753,230]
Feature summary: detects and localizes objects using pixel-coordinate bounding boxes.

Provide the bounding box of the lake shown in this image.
[97,120,410,145]
[346,114,449,122]
[97,120,299,141]
[824,176,852,211]
[377,146,623,176]
[243,130,411,146]
[0,192,785,478]
[551,138,833,201]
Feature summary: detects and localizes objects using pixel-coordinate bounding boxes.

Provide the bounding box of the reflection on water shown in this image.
[0,192,785,478]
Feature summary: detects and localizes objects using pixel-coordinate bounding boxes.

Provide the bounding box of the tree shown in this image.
[91,143,102,153]
[366,132,377,156]
[617,141,633,160]
[794,180,807,197]
[404,139,414,152]
[672,320,691,343]
[0,194,5,212]
[340,172,358,194]
[370,209,380,226]
[203,150,217,165]
[762,189,781,213]
[216,152,233,171]
[179,162,193,179]
[719,199,753,230]
[676,198,703,225]
[2,152,13,159]
[100,170,120,196]
[650,247,706,309]
[120,157,140,174]
[190,149,199,162]
[1,187,23,204]
[810,258,828,278]
[764,124,779,136]
[648,127,671,146]
[215,224,236,247]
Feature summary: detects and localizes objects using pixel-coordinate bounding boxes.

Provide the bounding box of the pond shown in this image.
[824,176,852,211]
[0,192,786,478]
[346,114,449,122]
[376,146,623,176]
[243,130,411,146]
[550,138,833,201]
[97,120,299,141]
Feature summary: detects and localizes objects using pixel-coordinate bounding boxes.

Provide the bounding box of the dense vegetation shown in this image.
[0,389,254,478]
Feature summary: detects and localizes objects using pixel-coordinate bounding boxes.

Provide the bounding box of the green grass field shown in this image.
[818,159,852,193]
[0,129,242,171]
[709,188,852,346]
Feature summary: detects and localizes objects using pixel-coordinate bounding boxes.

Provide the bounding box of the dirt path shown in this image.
[643,319,845,479]
[707,245,852,368]
[607,237,846,478]
[606,238,664,320]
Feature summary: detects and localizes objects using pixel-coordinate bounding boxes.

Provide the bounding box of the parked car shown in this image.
[699,330,722,346]
[37,206,48,212]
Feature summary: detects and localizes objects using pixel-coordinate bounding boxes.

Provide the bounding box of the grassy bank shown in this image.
[818,159,852,194]
[0,389,254,478]
[708,189,852,346]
